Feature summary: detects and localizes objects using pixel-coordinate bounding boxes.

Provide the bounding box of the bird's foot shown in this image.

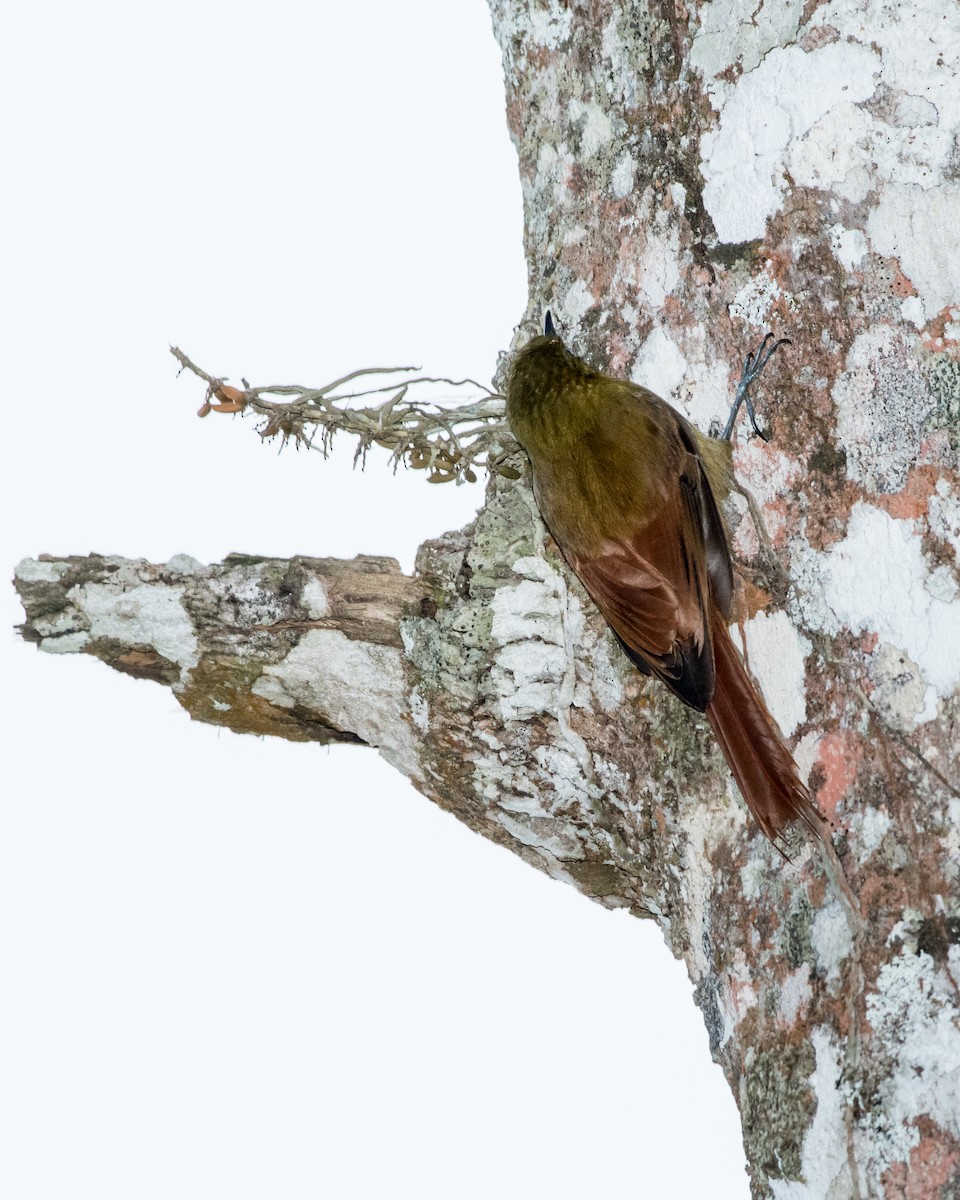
[721,332,791,442]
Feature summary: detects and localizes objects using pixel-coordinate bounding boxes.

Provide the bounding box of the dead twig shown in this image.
[170,346,520,484]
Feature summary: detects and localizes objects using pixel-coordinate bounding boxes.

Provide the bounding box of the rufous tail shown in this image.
[706,612,825,849]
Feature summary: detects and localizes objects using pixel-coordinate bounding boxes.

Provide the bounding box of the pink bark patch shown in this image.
[884,1131,960,1200]
[814,731,863,819]
[920,305,960,350]
[874,465,943,521]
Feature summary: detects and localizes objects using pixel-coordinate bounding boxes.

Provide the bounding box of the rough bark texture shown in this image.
[15,1,960,1197]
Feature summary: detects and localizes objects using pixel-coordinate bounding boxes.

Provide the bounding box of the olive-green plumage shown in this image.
[506,330,823,847]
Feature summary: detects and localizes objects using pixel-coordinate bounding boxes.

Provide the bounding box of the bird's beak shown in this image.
[543,310,557,337]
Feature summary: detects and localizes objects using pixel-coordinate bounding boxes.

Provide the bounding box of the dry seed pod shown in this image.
[207,384,246,413]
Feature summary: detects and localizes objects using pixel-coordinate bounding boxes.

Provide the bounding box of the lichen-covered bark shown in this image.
[483,0,960,1194]
[14,0,960,1196]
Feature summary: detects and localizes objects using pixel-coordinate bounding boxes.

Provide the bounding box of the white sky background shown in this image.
[2,2,749,1197]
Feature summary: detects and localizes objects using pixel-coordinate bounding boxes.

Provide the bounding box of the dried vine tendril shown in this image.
[170,346,521,484]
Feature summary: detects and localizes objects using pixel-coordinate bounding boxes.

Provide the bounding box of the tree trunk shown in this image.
[15,1,960,1196]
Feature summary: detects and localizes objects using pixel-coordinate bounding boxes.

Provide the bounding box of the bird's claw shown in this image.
[721,333,791,442]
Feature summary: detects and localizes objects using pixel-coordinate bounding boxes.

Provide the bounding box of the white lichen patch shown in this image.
[472,732,599,839]
[770,1028,852,1199]
[480,555,627,869]
[810,901,853,988]
[816,503,960,700]
[72,580,199,675]
[14,558,70,583]
[489,563,561,633]
[691,0,960,314]
[567,97,613,157]
[533,141,565,202]
[728,268,783,328]
[208,563,290,630]
[778,968,814,1028]
[723,948,760,1039]
[868,643,928,732]
[868,183,960,322]
[494,774,550,817]
[833,326,933,494]
[690,0,805,84]
[732,439,804,543]
[791,732,820,799]
[166,553,203,576]
[861,947,960,1183]
[563,278,596,326]
[489,556,571,723]
[614,208,681,314]
[694,0,960,311]
[474,737,594,868]
[562,223,587,247]
[251,676,292,710]
[854,805,893,863]
[680,809,718,983]
[610,151,636,199]
[638,235,681,313]
[828,224,868,273]
[631,327,687,399]
[789,101,951,205]
[32,607,86,641]
[496,811,585,861]
[929,478,960,562]
[573,619,623,713]
[491,0,572,62]
[939,800,960,887]
[792,104,912,207]
[301,577,329,618]
[491,641,569,721]
[252,629,421,780]
[736,609,810,737]
[409,688,429,734]
[739,852,768,903]
[685,802,748,986]
[680,358,730,434]
[927,564,958,604]
[471,751,529,805]
[812,0,960,316]
[900,296,926,329]
[40,631,91,655]
[699,42,878,244]
[592,755,630,798]
[532,744,591,804]
[525,4,572,50]
[520,133,573,252]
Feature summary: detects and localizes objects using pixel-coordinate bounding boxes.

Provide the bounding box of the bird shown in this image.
[505,313,825,849]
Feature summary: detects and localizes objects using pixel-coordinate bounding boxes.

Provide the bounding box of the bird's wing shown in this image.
[569,440,720,712]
